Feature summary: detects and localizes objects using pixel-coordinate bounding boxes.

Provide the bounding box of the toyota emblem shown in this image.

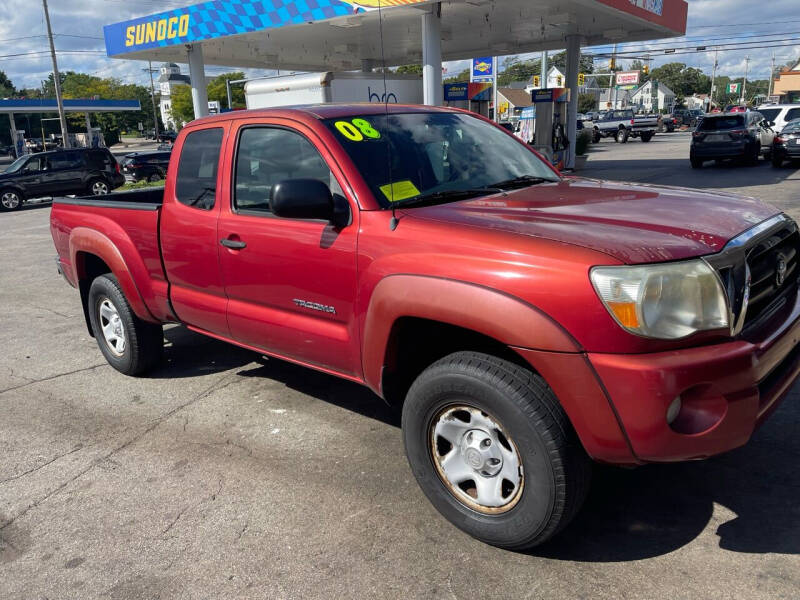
[776,255,788,287]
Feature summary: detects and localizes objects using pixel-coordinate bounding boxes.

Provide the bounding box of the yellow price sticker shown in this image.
[334,118,381,141]
[380,180,420,202]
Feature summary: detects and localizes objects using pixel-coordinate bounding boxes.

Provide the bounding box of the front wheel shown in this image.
[402,351,591,550]
[88,274,163,375]
[0,189,23,211]
[592,129,601,144]
[615,128,629,143]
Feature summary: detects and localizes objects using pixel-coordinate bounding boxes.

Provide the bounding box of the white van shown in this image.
[755,104,800,132]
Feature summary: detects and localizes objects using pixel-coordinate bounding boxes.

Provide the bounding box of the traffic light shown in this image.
[643,64,650,75]
[532,75,540,88]
[610,58,616,70]
[578,73,585,86]
[556,75,563,86]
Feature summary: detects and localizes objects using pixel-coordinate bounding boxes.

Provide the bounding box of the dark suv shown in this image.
[0,148,124,211]
[121,150,171,182]
[690,112,775,168]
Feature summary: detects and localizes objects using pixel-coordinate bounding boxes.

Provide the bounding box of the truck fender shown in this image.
[361,274,580,393]
[68,226,157,323]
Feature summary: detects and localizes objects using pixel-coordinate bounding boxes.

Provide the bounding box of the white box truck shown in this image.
[244,72,423,109]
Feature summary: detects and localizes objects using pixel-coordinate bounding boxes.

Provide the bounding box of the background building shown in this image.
[630,80,676,112]
[158,63,190,131]
[773,61,800,104]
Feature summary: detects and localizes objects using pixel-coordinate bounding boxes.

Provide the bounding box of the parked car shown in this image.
[771,118,800,167]
[592,109,657,143]
[754,104,800,135]
[690,111,775,168]
[658,114,677,132]
[724,105,748,113]
[50,104,800,550]
[158,130,178,143]
[673,108,704,128]
[121,150,171,182]
[0,147,123,211]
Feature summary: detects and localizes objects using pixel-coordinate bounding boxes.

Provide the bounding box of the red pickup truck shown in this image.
[51,104,800,550]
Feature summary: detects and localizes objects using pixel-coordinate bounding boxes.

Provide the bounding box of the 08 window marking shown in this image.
[333,119,381,142]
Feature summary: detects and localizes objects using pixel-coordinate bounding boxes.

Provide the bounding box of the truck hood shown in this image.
[405,178,779,264]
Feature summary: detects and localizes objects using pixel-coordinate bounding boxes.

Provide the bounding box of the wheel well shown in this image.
[77,252,112,336]
[380,317,530,406]
[0,186,24,199]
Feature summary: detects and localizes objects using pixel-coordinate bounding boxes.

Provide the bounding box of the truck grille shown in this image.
[745,227,799,326]
[704,214,800,335]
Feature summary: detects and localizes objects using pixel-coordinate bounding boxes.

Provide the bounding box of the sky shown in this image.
[1,0,798,93]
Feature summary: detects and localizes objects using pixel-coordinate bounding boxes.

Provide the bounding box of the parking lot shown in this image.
[1,132,799,599]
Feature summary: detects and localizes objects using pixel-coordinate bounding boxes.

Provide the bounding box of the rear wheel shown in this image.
[0,189,23,211]
[690,156,703,169]
[88,274,163,376]
[147,172,162,183]
[88,178,110,195]
[402,351,591,550]
[772,153,784,168]
[747,142,761,166]
[592,129,601,144]
[615,128,629,143]
[640,131,654,143]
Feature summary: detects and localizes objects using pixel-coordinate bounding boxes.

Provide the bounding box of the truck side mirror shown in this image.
[270,178,347,227]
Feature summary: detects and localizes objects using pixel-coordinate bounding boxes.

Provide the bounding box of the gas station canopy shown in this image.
[0,99,141,114]
[103,0,688,71]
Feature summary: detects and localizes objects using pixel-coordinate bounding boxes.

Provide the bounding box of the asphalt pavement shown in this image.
[1,131,799,599]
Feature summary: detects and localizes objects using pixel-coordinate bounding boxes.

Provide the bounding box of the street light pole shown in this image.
[144,61,160,139]
[42,0,69,148]
[741,55,750,104]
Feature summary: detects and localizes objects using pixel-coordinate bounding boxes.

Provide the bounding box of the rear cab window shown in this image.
[175,128,224,210]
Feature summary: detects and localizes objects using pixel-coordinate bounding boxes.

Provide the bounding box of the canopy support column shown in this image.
[85,112,92,146]
[8,113,19,157]
[421,4,443,106]
[187,44,209,119]
[565,34,582,170]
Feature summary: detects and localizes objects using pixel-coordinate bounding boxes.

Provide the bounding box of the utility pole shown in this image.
[710,49,718,111]
[768,52,776,98]
[541,50,548,88]
[143,61,160,139]
[42,0,69,148]
[609,43,618,109]
[741,55,750,104]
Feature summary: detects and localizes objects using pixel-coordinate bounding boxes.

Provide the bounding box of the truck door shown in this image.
[217,119,360,378]
[160,124,230,337]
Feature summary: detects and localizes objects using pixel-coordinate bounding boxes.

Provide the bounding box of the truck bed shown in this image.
[53,187,163,210]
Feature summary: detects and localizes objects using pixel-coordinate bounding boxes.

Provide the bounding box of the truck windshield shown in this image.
[323,112,559,208]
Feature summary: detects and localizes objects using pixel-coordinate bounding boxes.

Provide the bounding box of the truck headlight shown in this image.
[590,260,729,340]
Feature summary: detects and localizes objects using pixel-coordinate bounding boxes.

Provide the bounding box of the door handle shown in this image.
[220,238,247,249]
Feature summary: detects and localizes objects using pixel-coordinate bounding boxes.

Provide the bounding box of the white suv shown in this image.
[755,104,800,132]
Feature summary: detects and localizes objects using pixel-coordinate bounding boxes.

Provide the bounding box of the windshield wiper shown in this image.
[488,175,555,190]
[388,187,504,210]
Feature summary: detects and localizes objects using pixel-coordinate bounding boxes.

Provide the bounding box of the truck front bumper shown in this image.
[589,293,800,463]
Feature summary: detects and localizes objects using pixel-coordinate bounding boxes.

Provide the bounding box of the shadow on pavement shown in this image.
[151,325,800,560]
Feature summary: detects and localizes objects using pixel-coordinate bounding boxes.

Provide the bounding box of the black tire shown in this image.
[87,274,163,376]
[87,178,111,196]
[592,129,601,144]
[147,172,162,183]
[747,142,761,166]
[0,188,23,211]
[690,156,703,169]
[615,128,629,143]
[772,154,784,168]
[640,131,654,143]
[402,351,591,550]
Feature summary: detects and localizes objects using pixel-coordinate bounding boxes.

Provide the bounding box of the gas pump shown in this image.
[531,88,570,170]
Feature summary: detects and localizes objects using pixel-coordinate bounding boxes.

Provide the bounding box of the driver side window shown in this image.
[234,127,334,214]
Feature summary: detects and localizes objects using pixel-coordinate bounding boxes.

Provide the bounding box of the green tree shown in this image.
[497,59,540,86]
[168,85,195,127]
[578,93,596,113]
[207,71,246,108]
[396,64,423,75]
[648,62,710,103]
[548,51,595,77]
[443,68,470,83]
[0,71,15,98]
